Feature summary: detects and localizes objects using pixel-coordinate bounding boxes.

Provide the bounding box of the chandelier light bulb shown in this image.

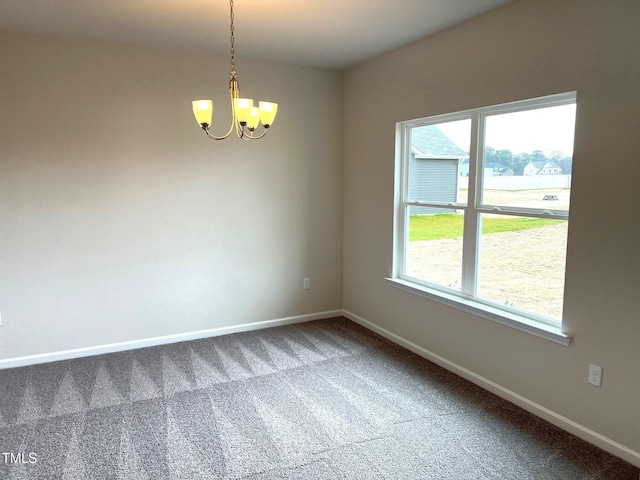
[192,100,213,127]
[259,101,278,128]
[234,98,254,124]
[247,107,261,130]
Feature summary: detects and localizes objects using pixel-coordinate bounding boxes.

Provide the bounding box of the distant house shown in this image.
[459,159,512,176]
[485,162,514,176]
[410,126,467,214]
[523,161,562,175]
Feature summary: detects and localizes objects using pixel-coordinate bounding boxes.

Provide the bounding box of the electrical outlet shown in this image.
[588,364,602,387]
[303,278,311,290]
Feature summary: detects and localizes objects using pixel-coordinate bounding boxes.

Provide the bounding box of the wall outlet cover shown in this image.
[588,363,602,387]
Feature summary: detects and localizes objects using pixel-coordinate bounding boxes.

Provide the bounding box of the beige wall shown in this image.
[0,31,343,360]
[344,0,640,458]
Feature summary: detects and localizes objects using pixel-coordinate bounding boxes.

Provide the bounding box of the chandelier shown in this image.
[192,0,278,140]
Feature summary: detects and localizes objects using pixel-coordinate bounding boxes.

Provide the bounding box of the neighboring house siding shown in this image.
[409,125,465,214]
[524,161,562,175]
[409,155,459,214]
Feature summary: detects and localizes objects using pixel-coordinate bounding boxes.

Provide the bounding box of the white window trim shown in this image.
[391,92,576,346]
[386,278,570,346]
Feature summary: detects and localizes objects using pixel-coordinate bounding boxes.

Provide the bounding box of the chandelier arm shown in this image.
[235,115,243,138]
[202,91,238,140]
[203,127,233,141]
[240,126,268,140]
[202,118,235,140]
[236,122,270,140]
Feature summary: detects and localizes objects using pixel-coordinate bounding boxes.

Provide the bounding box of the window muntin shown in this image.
[395,93,576,327]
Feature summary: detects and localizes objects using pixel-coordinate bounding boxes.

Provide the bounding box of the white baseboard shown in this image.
[0,310,343,370]
[342,309,640,469]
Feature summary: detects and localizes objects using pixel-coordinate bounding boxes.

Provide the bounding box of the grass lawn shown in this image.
[409,213,564,241]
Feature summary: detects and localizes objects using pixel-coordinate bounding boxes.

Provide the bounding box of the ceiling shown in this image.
[0,0,516,69]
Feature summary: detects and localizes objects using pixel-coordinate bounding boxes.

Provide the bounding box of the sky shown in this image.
[437,104,576,156]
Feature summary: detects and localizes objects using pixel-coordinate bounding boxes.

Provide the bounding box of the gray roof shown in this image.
[530,161,561,169]
[411,126,467,158]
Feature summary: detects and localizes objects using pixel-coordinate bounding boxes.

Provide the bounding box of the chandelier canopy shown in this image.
[192,0,278,140]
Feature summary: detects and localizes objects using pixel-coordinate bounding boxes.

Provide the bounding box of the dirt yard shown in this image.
[406,223,568,320]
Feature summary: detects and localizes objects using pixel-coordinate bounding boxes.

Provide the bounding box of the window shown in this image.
[390,93,576,344]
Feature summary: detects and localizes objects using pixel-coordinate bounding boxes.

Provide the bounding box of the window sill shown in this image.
[386,278,571,346]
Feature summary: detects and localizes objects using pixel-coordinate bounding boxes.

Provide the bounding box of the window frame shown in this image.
[390,92,576,346]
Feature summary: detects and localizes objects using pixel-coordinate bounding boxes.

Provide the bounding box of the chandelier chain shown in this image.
[230,0,236,77]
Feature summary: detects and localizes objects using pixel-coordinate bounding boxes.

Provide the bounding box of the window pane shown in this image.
[477,213,568,320]
[481,104,575,211]
[405,207,463,291]
[409,119,470,206]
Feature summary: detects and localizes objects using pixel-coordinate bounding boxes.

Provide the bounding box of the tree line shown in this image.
[484,146,573,175]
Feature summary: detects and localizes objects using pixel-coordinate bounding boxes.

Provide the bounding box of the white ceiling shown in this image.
[0,0,516,69]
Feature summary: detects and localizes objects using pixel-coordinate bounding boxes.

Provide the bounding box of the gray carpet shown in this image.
[0,317,637,479]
